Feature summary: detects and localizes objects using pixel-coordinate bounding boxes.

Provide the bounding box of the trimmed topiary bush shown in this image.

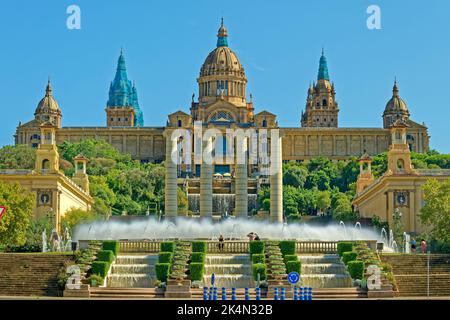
[160,242,175,253]
[97,250,114,263]
[155,263,171,282]
[252,263,267,281]
[342,251,357,265]
[102,241,119,256]
[191,252,205,263]
[286,261,301,274]
[158,252,173,263]
[192,241,207,253]
[252,253,265,264]
[249,241,264,255]
[91,261,110,278]
[337,242,353,256]
[88,274,104,287]
[284,254,298,263]
[279,241,296,256]
[190,262,204,281]
[347,261,365,280]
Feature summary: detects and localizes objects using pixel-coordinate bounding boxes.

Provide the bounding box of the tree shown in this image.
[420,178,450,244]
[0,145,36,170]
[177,187,188,214]
[392,208,405,251]
[283,162,308,188]
[61,208,99,234]
[332,193,355,221]
[316,190,331,215]
[0,181,35,247]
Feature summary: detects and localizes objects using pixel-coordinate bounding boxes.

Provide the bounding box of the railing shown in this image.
[119,240,161,253]
[117,240,377,254]
[207,241,249,253]
[296,241,337,253]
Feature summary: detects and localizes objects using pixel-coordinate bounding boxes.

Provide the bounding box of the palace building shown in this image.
[11,21,432,221]
[1,123,93,232]
[353,119,450,234]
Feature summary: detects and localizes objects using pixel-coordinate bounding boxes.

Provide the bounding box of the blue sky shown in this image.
[0,0,449,152]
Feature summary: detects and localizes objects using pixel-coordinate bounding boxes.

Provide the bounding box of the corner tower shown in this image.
[383,80,410,128]
[301,50,339,127]
[106,49,144,127]
[34,80,62,128]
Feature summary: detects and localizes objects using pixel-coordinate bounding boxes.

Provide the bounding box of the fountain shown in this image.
[41,230,48,253]
[380,228,388,245]
[391,240,399,253]
[339,221,348,239]
[403,232,411,254]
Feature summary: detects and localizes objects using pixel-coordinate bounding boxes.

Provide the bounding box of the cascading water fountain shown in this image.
[107,255,158,288]
[391,240,399,253]
[203,255,253,288]
[298,254,353,288]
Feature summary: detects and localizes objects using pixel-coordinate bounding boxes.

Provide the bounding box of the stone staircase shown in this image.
[0,253,74,297]
[298,254,353,288]
[90,287,164,298]
[381,254,450,297]
[106,254,158,288]
[203,254,254,289]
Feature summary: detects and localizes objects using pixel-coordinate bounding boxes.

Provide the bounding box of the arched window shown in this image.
[177,119,182,127]
[323,99,327,106]
[397,159,405,171]
[42,159,50,173]
[262,119,267,128]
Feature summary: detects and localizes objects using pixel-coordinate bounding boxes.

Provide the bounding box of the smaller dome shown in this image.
[35,80,61,115]
[384,81,409,115]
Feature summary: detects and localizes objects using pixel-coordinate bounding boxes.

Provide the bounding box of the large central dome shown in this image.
[197,20,248,107]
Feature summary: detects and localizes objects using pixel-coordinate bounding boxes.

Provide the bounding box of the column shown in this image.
[164,132,178,218]
[200,137,213,219]
[270,132,283,223]
[235,137,248,218]
[387,191,394,228]
[409,190,415,233]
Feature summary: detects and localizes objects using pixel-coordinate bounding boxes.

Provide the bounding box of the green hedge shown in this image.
[91,261,110,278]
[252,253,265,264]
[347,261,365,280]
[102,241,119,256]
[155,263,171,282]
[286,261,301,274]
[191,252,205,263]
[279,241,296,256]
[284,254,298,263]
[342,251,357,265]
[158,252,173,263]
[88,274,104,287]
[337,242,354,256]
[192,241,207,253]
[97,250,114,263]
[160,242,175,253]
[249,241,264,255]
[190,262,204,281]
[252,263,267,281]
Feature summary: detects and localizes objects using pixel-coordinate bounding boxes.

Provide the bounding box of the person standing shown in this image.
[420,239,427,254]
[218,234,224,252]
[410,238,417,253]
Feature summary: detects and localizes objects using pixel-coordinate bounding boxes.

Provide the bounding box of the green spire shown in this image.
[317,49,330,81]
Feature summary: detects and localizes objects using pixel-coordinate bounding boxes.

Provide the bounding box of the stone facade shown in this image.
[353,120,450,234]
